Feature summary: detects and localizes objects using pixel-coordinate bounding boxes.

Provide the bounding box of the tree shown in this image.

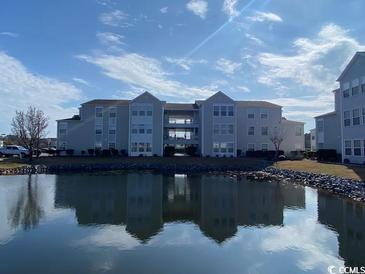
[11,106,48,160]
[270,125,286,160]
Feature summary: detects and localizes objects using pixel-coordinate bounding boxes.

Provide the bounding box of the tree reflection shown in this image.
[9,175,44,230]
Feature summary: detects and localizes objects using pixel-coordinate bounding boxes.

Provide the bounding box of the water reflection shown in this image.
[318,193,365,267]
[55,172,306,243]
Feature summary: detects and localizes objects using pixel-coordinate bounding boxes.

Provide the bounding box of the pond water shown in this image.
[0,172,364,274]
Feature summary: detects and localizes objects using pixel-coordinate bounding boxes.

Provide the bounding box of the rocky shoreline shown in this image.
[0,163,364,203]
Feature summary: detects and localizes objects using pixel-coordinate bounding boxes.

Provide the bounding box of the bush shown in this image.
[102,149,111,156]
[81,150,86,155]
[95,148,102,156]
[110,148,118,156]
[304,151,317,159]
[344,158,350,164]
[120,149,127,156]
[164,146,175,157]
[66,149,74,156]
[237,149,242,157]
[88,149,94,156]
[186,146,197,156]
[289,150,305,160]
[245,150,284,160]
[317,149,339,162]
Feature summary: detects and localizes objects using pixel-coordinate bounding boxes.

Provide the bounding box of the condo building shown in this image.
[315,52,365,164]
[57,91,304,157]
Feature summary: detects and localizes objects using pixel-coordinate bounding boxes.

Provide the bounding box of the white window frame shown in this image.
[247,143,255,151]
[261,126,268,136]
[344,140,352,156]
[248,126,255,136]
[353,108,360,126]
[353,140,361,156]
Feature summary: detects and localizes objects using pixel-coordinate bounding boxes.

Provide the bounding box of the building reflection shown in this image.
[55,173,306,243]
[318,193,365,267]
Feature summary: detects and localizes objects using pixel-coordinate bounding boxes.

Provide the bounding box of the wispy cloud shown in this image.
[0,52,82,136]
[165,57,207,71]
[72,77,91,87]
[160,7,168,14]
[215,58,242,75]
[0,32,19,38]
[96,32,125,47]
[77,52,213,100]
[236,85,250,93]
[248,11,282,23]
[186,0,208,19]
[222,0,239,19]
[99,9,133,28]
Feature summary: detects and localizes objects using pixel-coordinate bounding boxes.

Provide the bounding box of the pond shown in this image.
[0,172,364,274]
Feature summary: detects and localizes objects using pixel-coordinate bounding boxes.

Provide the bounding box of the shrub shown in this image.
[237,149,242,157]
[246,150,284,160]
[289,150,305,160]
[344,158,350,164]
[120,149,127,156]
[95,148,102,156]
[164,146,175,157]
[81,150,85,155]
[153,154,158,157]
[186,146,197,156]
[317,149,339,162]
[304,151,317,159]
[88,149,94,156]
[66,149,74,156]
[110,148,119,156]
[102,149,111,156]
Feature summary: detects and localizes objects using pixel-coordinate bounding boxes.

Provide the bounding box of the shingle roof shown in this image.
[314,111,337,118]
[82,99,130,106]
[237,101,281,108]
[164,103,198,110]
[57,115,81,121]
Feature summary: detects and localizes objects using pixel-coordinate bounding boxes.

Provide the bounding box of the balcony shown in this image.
[164,117,199,128]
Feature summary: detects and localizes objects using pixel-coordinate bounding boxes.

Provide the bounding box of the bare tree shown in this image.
[11,106,48,161]
[270,125,286,160]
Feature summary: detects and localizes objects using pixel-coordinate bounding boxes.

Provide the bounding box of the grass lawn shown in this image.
[273,159,365,181]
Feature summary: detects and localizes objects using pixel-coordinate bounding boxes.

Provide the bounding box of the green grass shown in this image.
[273,159,365,181]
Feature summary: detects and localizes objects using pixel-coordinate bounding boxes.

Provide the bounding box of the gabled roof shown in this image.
[314,111,336,118]
[164,103,198,111]
[205,91,234,102]
[237,101,281,108]
[337,52,365,81]
[281,117,305,124]
[131,91,162,103]
[82,99,130,106]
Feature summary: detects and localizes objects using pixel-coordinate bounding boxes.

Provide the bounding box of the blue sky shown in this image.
[1,0,365,136]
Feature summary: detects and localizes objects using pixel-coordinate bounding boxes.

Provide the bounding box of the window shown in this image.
[353,109,360,125]
[109,111,116,118]
[220,124,227,135]
[345,140,352,156]
[247,110,254,119]
[247,143,255,151]
[362,84,365,94]
[95,129,102,134]
[59,122,68,137]
[139,110,145,116]
[317,120,324,132]
[138,143,145,152]
[109,129,116,135]
[139,128,145,134]
[95,107,103,117]
[146,128,152,134]
[213,124,219,135]
[131,142,138,152]
[228,106,234,116]
[228,124,234,134]
[344,111,351,127]
[213,106,219,116]
[132,128,138,134]
[108,143,116,149]
[221,105,227,116]
[261,127,268,136]
[352,86,360,96]
[364,140,365,156]
[248,126,255,136]
[146,143,152,152]
[59,142,66,150]
[220,143,227,153]
[296,126,302,136]
[213,142,219,153]
[262,144,268,151]
[227,143,234,153]
[147,110,152,116]
[343,89,350,98]
[261,111,268,119]
[362,108,365,124]
[354,140,361,156]
[132,110,138,116]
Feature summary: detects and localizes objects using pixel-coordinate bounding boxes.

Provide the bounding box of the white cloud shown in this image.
[186,0,208,19]
[0,32,18,38]
[236,85,250,93]
[245,33,263,45]
[222,0,239,19]
[248,11,283,23]
[96,32,125,47]
[258,24,365,92]
[72,77,90,86]
[165,57,207,70]
[99,10,132,28]
[77,52,213,100]
[160,7,168,14]
[215,58,242,75]
[0,52,82,136]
